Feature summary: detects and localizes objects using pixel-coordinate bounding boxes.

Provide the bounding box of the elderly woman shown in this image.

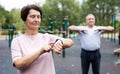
[11,4,73,74]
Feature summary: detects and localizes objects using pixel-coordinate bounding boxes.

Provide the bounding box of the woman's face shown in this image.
[25,9,41,30]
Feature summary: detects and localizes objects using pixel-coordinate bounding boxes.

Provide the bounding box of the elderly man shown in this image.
[68,14,114,74]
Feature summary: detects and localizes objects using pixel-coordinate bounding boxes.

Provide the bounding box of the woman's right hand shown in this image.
[41,42,54,53]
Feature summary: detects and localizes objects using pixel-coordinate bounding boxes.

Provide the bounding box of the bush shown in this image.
[1,30,8,35]
[1,30,17,35]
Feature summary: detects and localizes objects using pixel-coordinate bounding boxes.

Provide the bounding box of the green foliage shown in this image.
[116,21,120,31]
[0,5,13,29]
[0,0,81,31]
[41,0,81,30]
[9,9,25,30]
[0,5,24,30]
[80,0,120,28]
[1,0,120,31]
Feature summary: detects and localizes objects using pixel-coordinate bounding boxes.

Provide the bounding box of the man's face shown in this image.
[86,15,95,27]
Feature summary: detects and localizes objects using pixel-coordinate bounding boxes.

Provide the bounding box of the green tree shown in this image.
[0,5,13,29]
[41,0,81,30]
[9,9,24,30]
[80,0,120,27]
[0,7,25,31]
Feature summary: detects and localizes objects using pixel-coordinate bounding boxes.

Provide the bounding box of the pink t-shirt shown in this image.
[11,33,61,74]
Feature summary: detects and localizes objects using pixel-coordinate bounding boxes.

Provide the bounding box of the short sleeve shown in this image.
[76,26,82,29]
[97,26,106,29]
[11,38,22,62]
[77,26,86,30]
[97,26,106,33]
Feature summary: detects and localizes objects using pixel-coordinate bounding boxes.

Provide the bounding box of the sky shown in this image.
[0,0,46,11]
[0,0,82,11]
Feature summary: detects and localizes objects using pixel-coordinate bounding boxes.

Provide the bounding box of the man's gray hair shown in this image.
[85,14,95,20]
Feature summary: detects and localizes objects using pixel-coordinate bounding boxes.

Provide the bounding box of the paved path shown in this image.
[0,37,120,74]
[0,40,17,74]
[54,37,120,74]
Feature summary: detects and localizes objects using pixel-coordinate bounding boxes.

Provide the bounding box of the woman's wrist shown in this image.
[39,48,48,55]
[58,39,63,45]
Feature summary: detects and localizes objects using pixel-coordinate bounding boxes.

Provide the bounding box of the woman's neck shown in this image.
[24,29,38,36]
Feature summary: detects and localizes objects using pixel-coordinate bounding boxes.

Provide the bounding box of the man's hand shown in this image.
[95,26,114,32]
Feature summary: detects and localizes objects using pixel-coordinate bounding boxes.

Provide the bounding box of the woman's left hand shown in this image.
[51,40,63,55]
